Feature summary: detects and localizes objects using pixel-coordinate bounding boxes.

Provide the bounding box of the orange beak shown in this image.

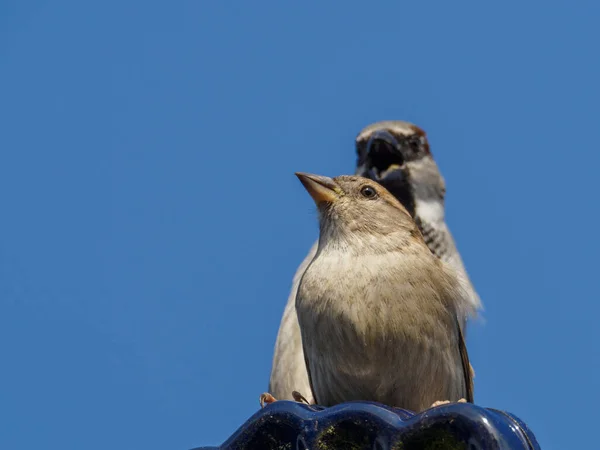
[295,172,340,205]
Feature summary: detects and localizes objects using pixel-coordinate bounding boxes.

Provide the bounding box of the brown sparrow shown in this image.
[292,173,473,412]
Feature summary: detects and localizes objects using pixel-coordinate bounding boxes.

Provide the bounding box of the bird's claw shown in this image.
[259,392,277,408]
[292,390,311,405]
[429,398,467,408]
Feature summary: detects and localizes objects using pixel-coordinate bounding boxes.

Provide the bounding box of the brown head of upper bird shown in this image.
[294,172,473,412]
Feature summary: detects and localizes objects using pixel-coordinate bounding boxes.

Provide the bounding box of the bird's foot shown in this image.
[429,398,467,408]
[292,390,311,405]
[259,392,277,408]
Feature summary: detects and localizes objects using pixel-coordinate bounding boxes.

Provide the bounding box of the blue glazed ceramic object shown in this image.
[194,401,540,450]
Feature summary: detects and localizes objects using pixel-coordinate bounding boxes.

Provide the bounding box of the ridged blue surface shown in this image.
[194,401,540,450]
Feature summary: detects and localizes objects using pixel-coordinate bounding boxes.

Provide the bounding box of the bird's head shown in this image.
[355,121,446,219]
[295,172,424,252]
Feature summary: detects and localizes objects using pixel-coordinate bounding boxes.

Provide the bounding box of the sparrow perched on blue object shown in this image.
[292,173,474,411]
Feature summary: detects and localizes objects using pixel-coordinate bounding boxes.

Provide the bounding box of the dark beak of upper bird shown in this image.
[364,130,406,179]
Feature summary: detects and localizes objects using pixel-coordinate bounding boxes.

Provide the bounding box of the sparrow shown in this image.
[294,173,473,411]
[267,121,480,404]
[355,121,480,314]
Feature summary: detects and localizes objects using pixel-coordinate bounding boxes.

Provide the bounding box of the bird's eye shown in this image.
[408,136,421,152]
[360,185,378,199]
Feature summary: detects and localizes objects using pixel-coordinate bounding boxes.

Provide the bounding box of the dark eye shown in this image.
[408,136,421,152]
[360,185,378,199]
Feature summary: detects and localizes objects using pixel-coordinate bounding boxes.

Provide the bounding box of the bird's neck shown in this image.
[405,158,446,225]
[317,228,416,257]
[414,195,445,225]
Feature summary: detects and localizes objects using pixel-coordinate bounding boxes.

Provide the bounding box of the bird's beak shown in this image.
[295,172,341,205]
[358,130,406,181]
[366,130,400,153]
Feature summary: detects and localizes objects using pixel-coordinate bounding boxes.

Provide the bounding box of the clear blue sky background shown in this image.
[1,1,598,449]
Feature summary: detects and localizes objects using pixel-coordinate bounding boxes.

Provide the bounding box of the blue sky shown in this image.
[1,1,598,449]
